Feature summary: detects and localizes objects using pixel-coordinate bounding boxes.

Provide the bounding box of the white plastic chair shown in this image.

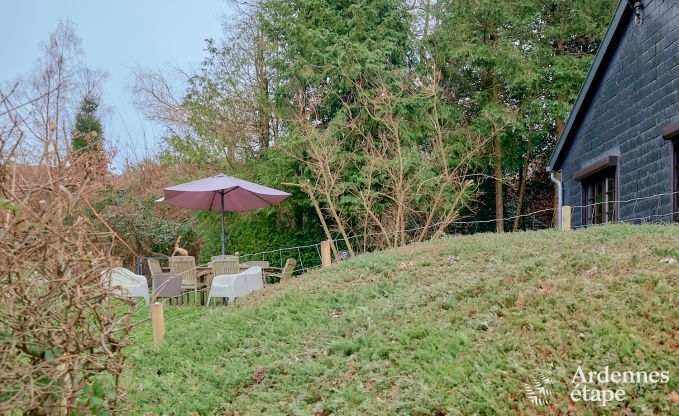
[244,266,263,292]
[206,271,243,306]
[101,267,150,304]
[206,266,262,305]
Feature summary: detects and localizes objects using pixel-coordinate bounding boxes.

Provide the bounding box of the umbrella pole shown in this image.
[220,191,225,255]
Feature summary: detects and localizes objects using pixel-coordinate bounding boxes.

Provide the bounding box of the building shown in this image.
[547,0,679,227]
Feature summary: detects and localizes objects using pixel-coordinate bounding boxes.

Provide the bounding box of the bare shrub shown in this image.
[0,80,135,416]
[285,67,486,253]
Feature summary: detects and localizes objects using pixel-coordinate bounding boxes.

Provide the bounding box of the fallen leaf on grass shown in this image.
[390,384,400,401]
[581,266,598,277]
[446,255,460,265]
[538,279,558,293]
[366,379,374,391]
[398,261,415,270]
[312,403,326,415]
[251,368,266,385]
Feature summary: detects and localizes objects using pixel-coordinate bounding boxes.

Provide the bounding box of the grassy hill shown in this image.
[124,225,678,415]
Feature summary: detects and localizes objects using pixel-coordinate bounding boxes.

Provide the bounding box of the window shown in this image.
[661,121,679,222]
[582,168,617,225]
[674,141,678,221]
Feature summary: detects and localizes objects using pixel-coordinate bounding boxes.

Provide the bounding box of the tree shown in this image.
[283,67,483,252]
[3,21,106,167]
[133,0,279,169]
[533,0,614,225]
[429,0,613,232]
[72,95,104,152]
[262,0,411,120]
[430,0,534,232]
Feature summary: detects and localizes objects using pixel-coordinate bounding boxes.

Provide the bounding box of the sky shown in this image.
[0,0,232,169]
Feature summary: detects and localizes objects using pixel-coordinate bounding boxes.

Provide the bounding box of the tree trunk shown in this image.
[513,145,531,231]
[322,189,355,258]
[283,182,340,261]
[488,61,504,234]
[254,28,270,151]
[418,0,432,63]
[227,141,236,165]
[494,132,504,233]
[422,0,431,38]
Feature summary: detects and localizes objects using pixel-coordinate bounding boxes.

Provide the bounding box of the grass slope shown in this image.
[125,225,679,415]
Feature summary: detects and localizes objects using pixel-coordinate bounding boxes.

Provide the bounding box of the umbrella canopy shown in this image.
[157,174,290,254]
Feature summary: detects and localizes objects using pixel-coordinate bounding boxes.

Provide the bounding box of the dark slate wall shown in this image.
[558,0,679,226]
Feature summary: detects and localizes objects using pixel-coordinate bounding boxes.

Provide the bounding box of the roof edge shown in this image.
[547,0,631,172]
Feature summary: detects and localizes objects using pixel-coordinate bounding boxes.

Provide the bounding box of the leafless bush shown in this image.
[0,80,135,416]
[286,67,486,253]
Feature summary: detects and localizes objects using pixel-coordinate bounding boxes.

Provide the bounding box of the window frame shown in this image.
[581,167,618,226]
[674,140,678,222]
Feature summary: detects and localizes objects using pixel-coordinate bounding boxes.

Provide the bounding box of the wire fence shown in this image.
[234,190,679,272]
[571,190,679,228]
[135,190,679,287]
[234,206,557,272]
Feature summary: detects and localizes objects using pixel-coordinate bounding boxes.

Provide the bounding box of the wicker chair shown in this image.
[266,258,296,284]
[147,258,163,276]
[211,253,239,262]
[211,256,240,277]
[169,256,209,304]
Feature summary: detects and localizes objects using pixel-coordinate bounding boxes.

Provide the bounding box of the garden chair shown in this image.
[212,253,239,262]
[243,261,270,282]
[206,266,263,306]
[169,256,209,305]
[206,269,247,306]
[210,256,239,291]
[147,258,163,276]
[101,267,149,304]
[244,266,264,292]
[152,273,182,304]
[266,258,296,284]
[211,255,239,275]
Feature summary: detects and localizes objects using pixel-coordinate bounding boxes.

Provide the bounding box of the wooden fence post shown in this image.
[562,205,572,231]
[151,302,165,347]
[320,240,332,268]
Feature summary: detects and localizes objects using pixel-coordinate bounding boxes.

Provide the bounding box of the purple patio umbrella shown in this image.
[157,173,290,255]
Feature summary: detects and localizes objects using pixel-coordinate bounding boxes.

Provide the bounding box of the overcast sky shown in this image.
[0,0,232,169]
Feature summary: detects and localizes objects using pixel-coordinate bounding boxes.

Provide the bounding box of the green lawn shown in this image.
[124,225,679,415]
